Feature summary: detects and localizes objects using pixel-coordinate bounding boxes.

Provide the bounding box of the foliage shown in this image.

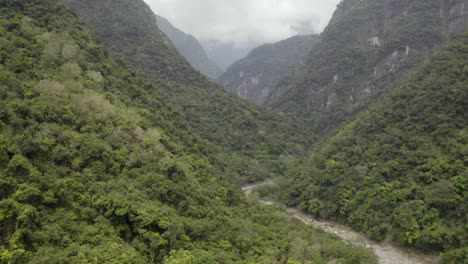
[280,30,468,263]
[271,0,464,135]
[218,34,320,105]
[61,0,314,185]
[156,15,222,80]
[0,0,376,263]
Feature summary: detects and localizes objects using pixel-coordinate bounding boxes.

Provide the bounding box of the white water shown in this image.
[242,181,441,264]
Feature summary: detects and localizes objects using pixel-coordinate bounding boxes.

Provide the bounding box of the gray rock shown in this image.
[218,35,319,105]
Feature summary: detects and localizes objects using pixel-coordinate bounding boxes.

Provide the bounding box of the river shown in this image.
[242,181,441,264]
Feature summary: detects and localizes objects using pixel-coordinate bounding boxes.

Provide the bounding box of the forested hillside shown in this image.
[156,15,222,80]
[0,0,378,263]
[61,0,313,184]
[271,0,468,134]
[2,0,466,263]
[219,35,319,105]
[278,30,468,263]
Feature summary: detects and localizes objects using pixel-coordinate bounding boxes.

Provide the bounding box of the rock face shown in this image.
[156,15,222,79]
[218,35,319,105]
[283,30,468,262]
[271,0,468,134]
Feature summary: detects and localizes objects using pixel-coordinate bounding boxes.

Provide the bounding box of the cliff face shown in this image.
[0,1,379,262]
[218,35,319,105]
[156,15,222,79]
[282,29,468,262]
[271,0,468,134]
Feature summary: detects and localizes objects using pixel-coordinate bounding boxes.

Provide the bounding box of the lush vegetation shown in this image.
[277,30,468,263]
[271,0,462,135]
[0,0,377,263]
[61,0,313,184]
[156,15,222,80]
[219,34,319,105]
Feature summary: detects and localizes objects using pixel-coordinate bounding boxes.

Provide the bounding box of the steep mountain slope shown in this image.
[61,0,313,184]
[0,0,377,263]
[156,15,222,80]
[272,0,468,134]
[280,30,468,263]
[219,35,319,105]
[201,40,256,71]
[65,0,198,85]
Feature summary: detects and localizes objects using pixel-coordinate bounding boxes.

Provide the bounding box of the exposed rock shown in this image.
[270,0,468,134]
[218,34,319,105]
[368,36,381,47]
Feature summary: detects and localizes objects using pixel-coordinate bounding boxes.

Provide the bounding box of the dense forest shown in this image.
[1,0,467,263]
[61,0,314,185]
[270,0,468,135]
[0,0,378,263]
[269,30,468,263]
[218,2,467,261]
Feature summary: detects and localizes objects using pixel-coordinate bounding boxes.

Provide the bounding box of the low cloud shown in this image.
[145,0,340,47]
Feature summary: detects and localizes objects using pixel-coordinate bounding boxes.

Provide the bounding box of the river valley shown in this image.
[242,181,442,264]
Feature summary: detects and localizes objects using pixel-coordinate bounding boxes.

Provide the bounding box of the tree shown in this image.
[163,250,194,264]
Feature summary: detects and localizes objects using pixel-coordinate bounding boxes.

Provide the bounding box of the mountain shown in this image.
[61,0,314,184]
[201,40,257,71]
[218,35,319,105]
[279,30,468,263]
[0,0,378,263]
[270,0,468,134]
[156,15,222,80]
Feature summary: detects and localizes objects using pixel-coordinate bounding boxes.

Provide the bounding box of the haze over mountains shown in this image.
[270,0,468,134]
[156,15,222,79]
[219,34,320,105]
[200,40,257,72]
[1,0,467,263]
[0,0,375,262]
[223,0,468,134]
[143,0,341,70]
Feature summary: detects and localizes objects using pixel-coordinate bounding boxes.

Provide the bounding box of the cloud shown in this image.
[144,0,340,47]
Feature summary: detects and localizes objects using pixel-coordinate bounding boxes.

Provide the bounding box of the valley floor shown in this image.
[242,181,442,264]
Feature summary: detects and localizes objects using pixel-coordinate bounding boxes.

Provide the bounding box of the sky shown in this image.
[144,0,341,48]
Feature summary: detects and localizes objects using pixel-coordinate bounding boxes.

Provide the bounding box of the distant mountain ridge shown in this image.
[156,15,222,79]
[0,0,377,263]
[218,34,319,105]
[1,0,466,262]
[201,40,257,72]
[280,29,468,263]
[61,0,314,185]
[270,0,468,134]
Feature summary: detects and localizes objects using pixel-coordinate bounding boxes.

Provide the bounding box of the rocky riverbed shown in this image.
[242,181,442,264]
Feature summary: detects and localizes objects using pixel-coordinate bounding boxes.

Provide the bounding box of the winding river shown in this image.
[242,181,441,264]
